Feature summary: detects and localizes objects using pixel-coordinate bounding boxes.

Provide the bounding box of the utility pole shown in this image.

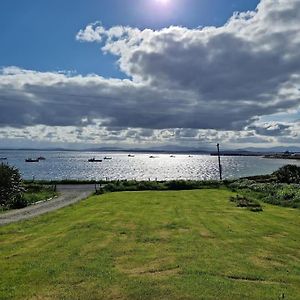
[217,143,223,181]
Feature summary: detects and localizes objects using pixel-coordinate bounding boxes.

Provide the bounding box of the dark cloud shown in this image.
[0,69,262,130]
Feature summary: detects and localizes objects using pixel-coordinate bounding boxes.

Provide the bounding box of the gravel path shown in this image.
[0,185,96,226]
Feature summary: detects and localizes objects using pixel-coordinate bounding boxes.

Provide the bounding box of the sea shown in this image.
[1,150,300,181]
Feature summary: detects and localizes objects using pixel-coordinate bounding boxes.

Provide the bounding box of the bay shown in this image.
[1,150,299,181]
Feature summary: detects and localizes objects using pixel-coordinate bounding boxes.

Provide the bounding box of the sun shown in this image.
[156,0,170,5]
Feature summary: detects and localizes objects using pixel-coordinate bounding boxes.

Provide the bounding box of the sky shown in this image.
[0,0,300,150]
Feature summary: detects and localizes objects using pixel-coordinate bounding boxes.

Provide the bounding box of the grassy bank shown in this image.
[0,189,299,299]
[1,184,57,212]
[23,184,57,205]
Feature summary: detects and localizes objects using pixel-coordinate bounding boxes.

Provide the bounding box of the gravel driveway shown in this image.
[0,185,96,226]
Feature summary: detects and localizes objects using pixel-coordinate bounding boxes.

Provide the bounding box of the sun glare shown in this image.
[156,0,170,5]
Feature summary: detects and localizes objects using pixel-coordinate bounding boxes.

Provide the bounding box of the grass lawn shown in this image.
[0,189,299,299]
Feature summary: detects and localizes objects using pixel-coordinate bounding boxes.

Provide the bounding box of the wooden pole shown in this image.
[217,143,223,181]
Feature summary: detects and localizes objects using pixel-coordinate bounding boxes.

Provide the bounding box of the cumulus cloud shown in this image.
[76,21,105,42]
[78,0,300,108]
[1,0,300,146]
[248,122,292,136]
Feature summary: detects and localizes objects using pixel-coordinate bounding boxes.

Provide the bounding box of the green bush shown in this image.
[8,196,29,209]
[228,179,300,209]
[166,180,220,190]
[0,163,26,209]
[273,165,300,184]
[97,180,167,194]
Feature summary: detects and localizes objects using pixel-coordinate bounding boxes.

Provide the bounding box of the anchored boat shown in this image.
[25,158,39,163]
[88,158,102,162]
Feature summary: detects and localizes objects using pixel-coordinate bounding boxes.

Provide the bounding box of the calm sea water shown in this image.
[1,150,300,181]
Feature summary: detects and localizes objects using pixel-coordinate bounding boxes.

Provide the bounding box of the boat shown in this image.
[0,157,7,160]
[25,158,39,163]
[88,158,102,162]
[170,155,175,158]
[38,156,46,161]
[104,156,112,160]
[128,154,135,157]
[149,156,156,158]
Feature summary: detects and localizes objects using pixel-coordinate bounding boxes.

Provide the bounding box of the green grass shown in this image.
[0,186,57,212]
[0,189,299,299]
[23,189,57,205]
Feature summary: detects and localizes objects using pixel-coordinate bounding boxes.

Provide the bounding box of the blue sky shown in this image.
[1,0,300,149]
[0,0,259,77]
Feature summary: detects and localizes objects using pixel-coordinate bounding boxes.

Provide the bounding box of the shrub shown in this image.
[8,196,28,209]
[96,179,222,194]
[0,163,25,209]
[166,180,220,190]
[228,178,300,209]
[273,165,300,184]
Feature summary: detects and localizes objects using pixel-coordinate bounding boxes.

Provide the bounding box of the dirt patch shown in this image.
[251,255,285,268]
[105,288,127,300]
[117,257,180,277]
[125,265,180,277]
[158,229,171,239]
[198,228,215,239]
[263,232,288,242]
[286,254,300,263]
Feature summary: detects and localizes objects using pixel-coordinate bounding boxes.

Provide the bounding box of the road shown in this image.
[0,185,96,226]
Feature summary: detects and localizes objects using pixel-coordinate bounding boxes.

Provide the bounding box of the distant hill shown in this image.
[1,145,300,154]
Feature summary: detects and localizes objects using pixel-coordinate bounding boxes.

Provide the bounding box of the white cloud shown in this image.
[1,0,300,147]
[76,21,105,42]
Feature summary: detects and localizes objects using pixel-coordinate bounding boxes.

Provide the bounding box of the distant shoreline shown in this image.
[210,153,263,157]
[264,154,300,160]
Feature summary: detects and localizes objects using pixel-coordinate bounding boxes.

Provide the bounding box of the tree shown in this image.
[273,165,300,184]
[0,163,25,209]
